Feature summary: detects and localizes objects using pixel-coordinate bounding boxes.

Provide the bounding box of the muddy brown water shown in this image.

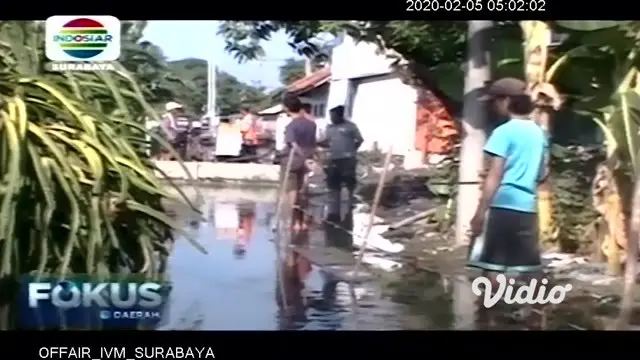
[159,187,615,330]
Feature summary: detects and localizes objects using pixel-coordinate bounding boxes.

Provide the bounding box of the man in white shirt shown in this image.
[274,111,292,164]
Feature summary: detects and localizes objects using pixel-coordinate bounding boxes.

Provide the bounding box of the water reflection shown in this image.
[276,230,312,329]
[156,187,632,330]
[324,211,353,250]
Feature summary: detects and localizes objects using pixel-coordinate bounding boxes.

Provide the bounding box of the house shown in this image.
[258,104,283,136]
[286,66,331,123]
[327,35,458,168]
[256,68,330,139]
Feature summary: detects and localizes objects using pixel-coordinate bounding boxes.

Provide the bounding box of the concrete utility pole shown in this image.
[207,58,217,114]
[455,21,493,246]
[304,57,313,76]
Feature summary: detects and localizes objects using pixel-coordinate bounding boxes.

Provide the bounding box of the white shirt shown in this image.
[215,123,242,156]
[315,117,328,142]
[275,113,292,151]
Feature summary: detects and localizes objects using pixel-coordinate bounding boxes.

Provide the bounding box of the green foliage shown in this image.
[279,58,305,85]
[0,21,202,279]
[166,58,208,112]
[217,20,526,115]
[550,145,604,252]
[167,58,273,115]
[551,21,640,177]
[118,21,195,111]
[425,155,459,231]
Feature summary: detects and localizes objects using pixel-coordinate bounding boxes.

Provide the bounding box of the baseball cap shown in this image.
[165,101,183,112]
[479,77,527,100]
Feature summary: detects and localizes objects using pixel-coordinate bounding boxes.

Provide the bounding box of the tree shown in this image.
[167,58,208,112]
[218,21,524,117]
[279,58,306,85]
[216,70,272,114]
[0,21,200,283]
[165,58,273,115]
[119,21,194,110]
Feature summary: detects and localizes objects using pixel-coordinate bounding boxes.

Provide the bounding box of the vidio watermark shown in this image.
[471,274,572,308]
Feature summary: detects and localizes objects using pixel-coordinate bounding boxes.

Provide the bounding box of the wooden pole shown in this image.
[352,146,394,279]
[274,150,295,313]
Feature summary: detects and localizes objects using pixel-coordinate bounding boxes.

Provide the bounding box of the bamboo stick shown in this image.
[352,147,394,279]
[388,208,437,230]
[274,150,295,314]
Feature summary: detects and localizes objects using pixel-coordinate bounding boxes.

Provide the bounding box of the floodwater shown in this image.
[160,186,408,330]
[160,187,619,331]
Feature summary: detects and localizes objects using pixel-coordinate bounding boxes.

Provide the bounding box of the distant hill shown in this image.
[168,58,274,116]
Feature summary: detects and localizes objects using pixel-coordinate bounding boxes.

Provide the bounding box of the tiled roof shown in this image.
[286,67,331,95]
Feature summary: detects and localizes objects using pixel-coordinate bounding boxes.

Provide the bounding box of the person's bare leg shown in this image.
[483,270,501,292]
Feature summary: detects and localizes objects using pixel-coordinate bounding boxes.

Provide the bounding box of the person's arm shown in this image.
[351,122,364,150]
[475,128,509,214]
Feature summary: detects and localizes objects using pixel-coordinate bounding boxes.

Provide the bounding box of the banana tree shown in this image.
[520,21,557,248]
[0,21,203,284]
[550,21,640,276]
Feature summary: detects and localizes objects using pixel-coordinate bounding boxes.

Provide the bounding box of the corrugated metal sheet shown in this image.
[258,104,283,115]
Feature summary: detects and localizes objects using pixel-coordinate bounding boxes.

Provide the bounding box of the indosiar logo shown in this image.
[45,16,121,62]
[19,275,170,329]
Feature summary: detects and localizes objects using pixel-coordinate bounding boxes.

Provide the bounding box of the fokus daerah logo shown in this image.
[45,16,121,62]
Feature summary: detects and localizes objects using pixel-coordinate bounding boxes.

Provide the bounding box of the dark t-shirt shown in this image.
[284,117,317,170]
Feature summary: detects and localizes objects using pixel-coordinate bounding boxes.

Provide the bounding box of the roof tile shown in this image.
[286,67,331,94]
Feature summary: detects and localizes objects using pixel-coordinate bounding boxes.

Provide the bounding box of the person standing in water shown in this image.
[320,105,363,222]
[282,95,317,231]
[467,77,558,279]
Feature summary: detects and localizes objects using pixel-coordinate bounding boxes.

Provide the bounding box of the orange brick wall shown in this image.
[415,89,459,155]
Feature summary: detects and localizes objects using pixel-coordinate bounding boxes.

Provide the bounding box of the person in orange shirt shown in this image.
[233,203,256,258]
[239,107,264,163]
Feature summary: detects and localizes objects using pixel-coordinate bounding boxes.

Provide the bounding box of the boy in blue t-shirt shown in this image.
[468,77,552,275]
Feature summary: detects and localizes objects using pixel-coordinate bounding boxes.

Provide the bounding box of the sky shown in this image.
[142,21,300,89]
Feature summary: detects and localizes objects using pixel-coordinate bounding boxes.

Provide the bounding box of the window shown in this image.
[345,80,357,119]
[313,103,326,118]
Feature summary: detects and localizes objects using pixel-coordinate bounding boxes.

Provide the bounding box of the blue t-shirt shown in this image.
[484,118,547,213]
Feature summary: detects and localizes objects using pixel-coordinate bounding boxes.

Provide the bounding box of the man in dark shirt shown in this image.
[320,105,363,220]
[281,95,317,230]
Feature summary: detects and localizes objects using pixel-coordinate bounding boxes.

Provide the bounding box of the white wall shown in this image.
[350,75,417,157]
[327,34,417,158]
[330,35,396,81]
